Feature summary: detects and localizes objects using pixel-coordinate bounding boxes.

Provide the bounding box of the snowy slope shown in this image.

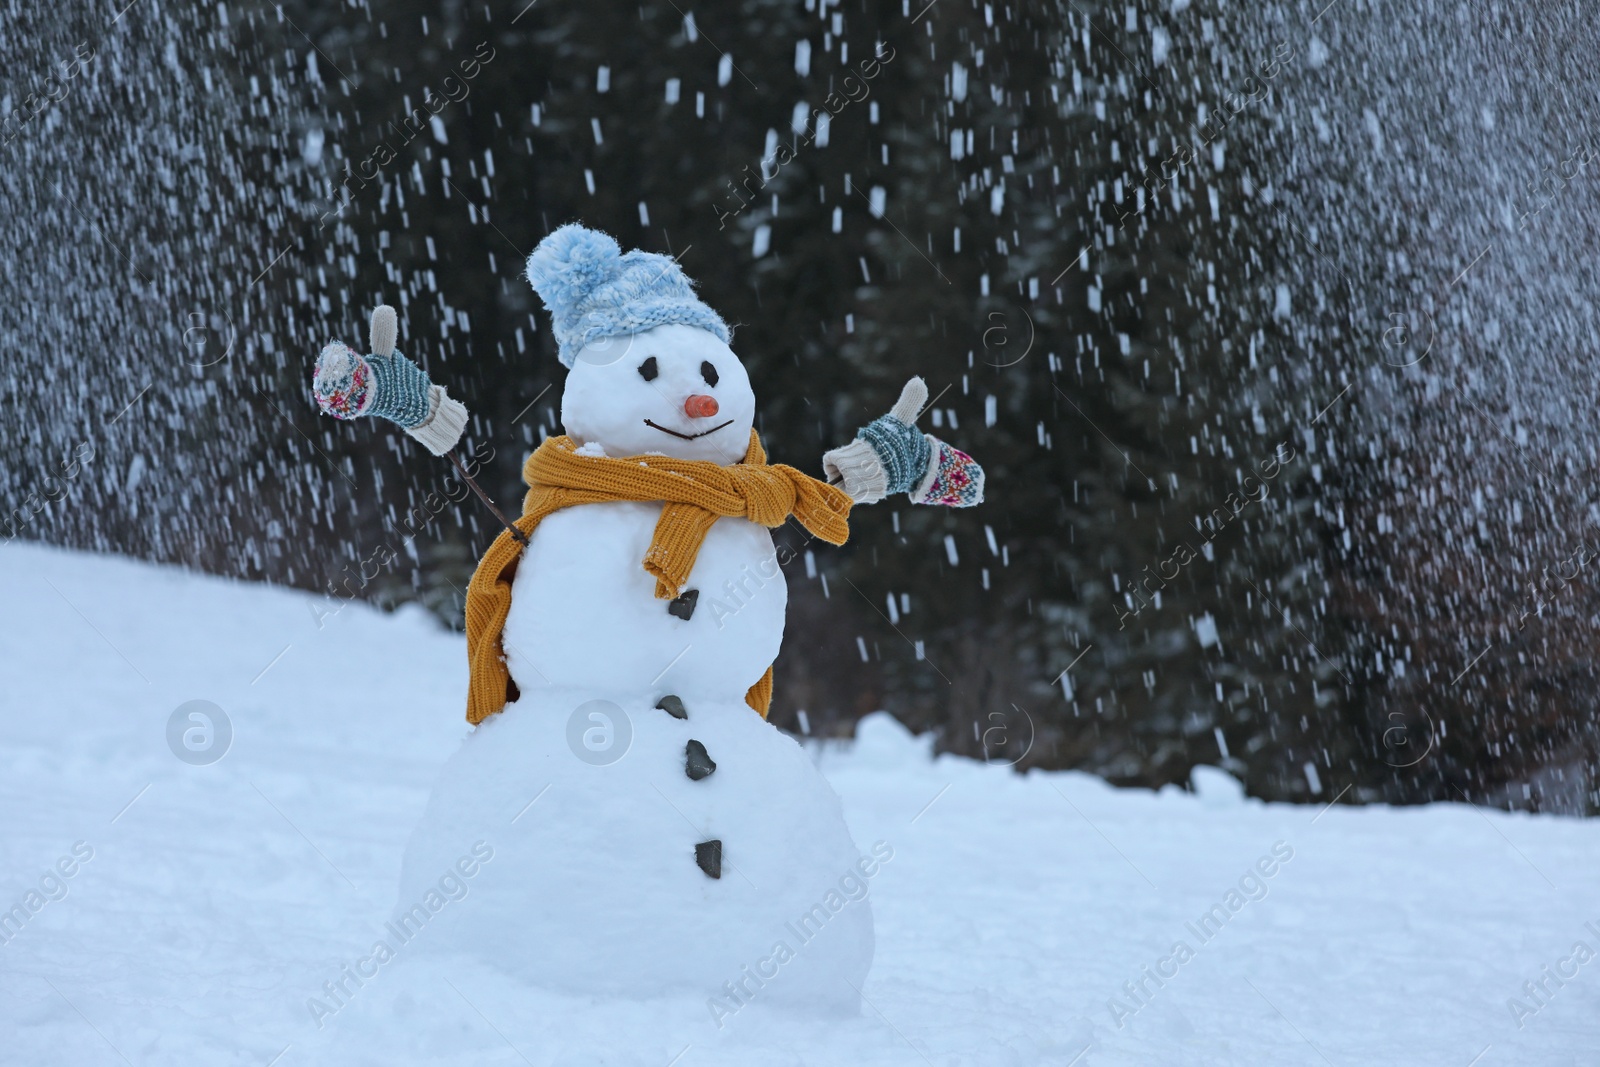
[2,541,1598,1065]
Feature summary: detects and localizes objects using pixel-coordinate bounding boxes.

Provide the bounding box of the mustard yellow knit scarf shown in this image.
[463,430,852,725]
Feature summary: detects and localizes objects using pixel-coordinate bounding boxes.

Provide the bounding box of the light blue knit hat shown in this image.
[525,224,732,367]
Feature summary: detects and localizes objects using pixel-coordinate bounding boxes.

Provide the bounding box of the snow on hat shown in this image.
[525,224,732,368]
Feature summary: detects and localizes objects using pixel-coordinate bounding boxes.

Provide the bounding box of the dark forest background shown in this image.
[4,0,1599,810]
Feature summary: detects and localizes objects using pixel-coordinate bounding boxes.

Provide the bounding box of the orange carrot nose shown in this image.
[685,394,720,418]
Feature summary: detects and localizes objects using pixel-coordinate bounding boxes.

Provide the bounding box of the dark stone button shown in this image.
[655,694,688,720]
[685,739,716,781]
[695,839,722,879]
[667,589,699,620]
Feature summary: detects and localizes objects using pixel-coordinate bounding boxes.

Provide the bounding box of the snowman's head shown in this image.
[562,323,755,463]
[526,224,754,465]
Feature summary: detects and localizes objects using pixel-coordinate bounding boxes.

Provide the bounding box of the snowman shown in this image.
[311,225,982,1017]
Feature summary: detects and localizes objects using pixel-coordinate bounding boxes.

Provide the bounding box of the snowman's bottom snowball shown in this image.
[395,687,875,1013]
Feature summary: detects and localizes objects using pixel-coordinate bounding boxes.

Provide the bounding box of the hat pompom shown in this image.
[525,224,622,313]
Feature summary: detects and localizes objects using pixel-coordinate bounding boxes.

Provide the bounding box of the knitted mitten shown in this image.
[312,306,469,456]
[822,377,984,507]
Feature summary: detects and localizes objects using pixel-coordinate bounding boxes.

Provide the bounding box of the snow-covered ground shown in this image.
[2,541,1598,1065]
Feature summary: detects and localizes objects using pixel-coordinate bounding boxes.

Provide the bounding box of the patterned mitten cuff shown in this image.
[821,436,889,504]
[406,384,469,456]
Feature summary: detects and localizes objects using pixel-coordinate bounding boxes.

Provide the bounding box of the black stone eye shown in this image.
[638,356,658,382]
[700,361,719,387]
